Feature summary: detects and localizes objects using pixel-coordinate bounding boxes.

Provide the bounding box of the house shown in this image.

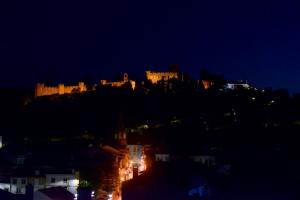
[225,81,250,90]
[4,169,79,195]
[153,145,216,168]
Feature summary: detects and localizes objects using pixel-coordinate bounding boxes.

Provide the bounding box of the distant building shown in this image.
[154,153,215,167]
[199,79,251,91]
[127,145,143,164]
[155,154,170,162]
[0,136,2,149]
[145,71,179,84]
[1,169,79,195]
[35,82,87,97]
[127,145,146,174]
[188,156,216,167]
[153,146,216,167]
[225,81,250,90]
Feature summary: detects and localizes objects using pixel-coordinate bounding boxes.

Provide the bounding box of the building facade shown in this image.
[4,170,79,195]
[127,145,146,175]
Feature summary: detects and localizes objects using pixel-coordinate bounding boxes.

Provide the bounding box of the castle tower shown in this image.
[130,80,136,90]
[78,82,86,92]
[123,73,129,82]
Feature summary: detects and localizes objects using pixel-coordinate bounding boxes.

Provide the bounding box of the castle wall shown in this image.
[35,73,134,98]
[100,73,136,90]
[145,71,179,84]
[35,82,87,97]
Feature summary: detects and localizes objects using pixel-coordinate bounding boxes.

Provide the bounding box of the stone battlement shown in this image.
[145,71,179,84]
[35,82,87,97]
[100,73,136,90]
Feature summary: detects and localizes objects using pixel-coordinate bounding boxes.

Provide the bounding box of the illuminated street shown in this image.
[99,145,147,200]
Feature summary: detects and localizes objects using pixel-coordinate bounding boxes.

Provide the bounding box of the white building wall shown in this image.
[128,145,143,164]
[0,183,10,191]
[9,174,79,195]
[10,177,27,194]
[45,174,79,195]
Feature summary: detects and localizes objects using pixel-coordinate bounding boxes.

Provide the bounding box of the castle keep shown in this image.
[145,71,179,84]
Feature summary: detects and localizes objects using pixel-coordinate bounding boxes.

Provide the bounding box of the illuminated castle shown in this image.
[35,82,87,97]
[101,73,136,90]
[145,71,179,84]
[35,73,136,97]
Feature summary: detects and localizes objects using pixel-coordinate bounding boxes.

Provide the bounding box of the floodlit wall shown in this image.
[145,71,179,84]
[35,82,87,97]
[100,73,136,90]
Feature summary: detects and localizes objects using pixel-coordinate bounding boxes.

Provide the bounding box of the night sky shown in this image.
[2,0,300,92]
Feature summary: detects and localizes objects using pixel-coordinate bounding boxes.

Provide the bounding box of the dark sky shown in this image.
[2,0,300,92]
